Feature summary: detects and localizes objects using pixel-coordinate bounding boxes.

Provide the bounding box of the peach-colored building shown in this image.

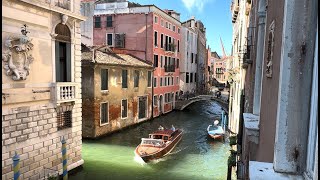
[85,1,181,118]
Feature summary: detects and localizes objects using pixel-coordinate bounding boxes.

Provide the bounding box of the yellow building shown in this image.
[81,45,153,138]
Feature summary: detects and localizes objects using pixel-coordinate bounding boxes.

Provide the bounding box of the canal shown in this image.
[70,101,234,180]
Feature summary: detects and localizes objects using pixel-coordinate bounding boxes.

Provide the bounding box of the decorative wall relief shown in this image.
[2,24,34,81]
[266,20,275,78]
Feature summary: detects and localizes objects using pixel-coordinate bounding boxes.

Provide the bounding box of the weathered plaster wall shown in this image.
[82,63,153,138]
[256,0,285,163]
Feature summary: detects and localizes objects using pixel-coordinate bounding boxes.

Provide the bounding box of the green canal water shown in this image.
[70,101,234,180]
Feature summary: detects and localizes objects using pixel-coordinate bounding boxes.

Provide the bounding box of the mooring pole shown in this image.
[13,152,20,180]
[61,137,68,180]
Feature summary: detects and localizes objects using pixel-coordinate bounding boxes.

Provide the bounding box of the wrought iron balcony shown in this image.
[164,65,175,72]
[53,82,78,104]
[164,43,176,52]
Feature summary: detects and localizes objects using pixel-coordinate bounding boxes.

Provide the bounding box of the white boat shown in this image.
[207,120,225,139]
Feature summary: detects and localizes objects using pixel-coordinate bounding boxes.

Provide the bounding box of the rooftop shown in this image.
[81,45,153,68]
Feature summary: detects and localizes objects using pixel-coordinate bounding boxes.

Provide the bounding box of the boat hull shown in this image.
[135,130,182,162]
[208,133,224,140]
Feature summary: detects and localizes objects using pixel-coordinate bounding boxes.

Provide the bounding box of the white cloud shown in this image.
[181,0,214,12]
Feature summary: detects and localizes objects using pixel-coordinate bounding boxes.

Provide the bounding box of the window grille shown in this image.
[57,111,72,130]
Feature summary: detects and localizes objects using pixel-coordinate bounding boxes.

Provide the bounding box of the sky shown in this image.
[129,0,233,56]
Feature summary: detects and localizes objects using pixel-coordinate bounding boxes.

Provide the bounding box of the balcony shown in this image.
[231,0,239,23]
[53,82,78,105]
[164,65,175,72]
[164,43,176,53]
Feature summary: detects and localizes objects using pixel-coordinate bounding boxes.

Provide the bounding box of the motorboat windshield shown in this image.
[141,138,165,147]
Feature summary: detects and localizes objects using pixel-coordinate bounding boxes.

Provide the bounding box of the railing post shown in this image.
[61,137,68,180]
[13,152,20,180]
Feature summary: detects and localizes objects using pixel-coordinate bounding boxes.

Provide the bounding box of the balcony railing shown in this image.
[53,82,77,104]
[164,43,176,52]
[164,65,175,72]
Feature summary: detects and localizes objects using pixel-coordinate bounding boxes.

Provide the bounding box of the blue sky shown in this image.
[130,0,233,56]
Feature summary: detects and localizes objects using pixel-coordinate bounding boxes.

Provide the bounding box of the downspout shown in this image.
[146,7,154,119]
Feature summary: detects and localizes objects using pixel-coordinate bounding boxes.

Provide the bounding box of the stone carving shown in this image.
[2,24,34,81]
[266,20,275,78]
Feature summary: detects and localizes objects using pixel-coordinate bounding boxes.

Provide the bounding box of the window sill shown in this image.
[243,113,260,144]
[121,117,128,120]
[100,122,109,126]
[249,161,304,180]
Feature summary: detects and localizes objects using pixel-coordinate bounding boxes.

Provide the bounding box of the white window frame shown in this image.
[121,99,128,119]
[100,102,109,126]
[106,33,114,47]
[154,30,158,47]
[101,68,109,92]
[154,15,158,24]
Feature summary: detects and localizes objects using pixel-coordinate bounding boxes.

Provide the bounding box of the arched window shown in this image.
[55,23,71,82]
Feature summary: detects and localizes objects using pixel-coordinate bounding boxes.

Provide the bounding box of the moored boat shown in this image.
[207,120,225,140]
[135,126,183,162]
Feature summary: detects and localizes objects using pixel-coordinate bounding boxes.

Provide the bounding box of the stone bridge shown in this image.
[175,95,229,112]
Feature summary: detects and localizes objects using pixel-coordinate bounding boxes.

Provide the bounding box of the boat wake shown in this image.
[169,146,188,155]
[134,154,146,166]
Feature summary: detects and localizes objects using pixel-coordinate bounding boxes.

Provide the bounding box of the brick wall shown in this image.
[2,103,82,180]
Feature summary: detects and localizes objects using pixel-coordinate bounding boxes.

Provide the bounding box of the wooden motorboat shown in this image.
[135,127,183,162]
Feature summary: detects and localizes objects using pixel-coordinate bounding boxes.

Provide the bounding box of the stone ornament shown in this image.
[2,24,34,81]
[266,20,275,78]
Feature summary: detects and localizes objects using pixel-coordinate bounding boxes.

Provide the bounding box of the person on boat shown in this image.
[213,120,219,126]
[158,125,164,131]
[171,125,176,131]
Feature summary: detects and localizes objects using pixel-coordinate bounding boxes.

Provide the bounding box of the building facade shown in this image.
[212,55,228,84]
[81,1,181,118]
[195,20,208,94]
[2,0,85,179]
[179,17,198,95]
[81,46,153,138]
[228,0,318,179]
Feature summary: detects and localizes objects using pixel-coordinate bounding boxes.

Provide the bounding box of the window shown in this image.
[101,69,108,90]
[115,33,125,48]
[160,56,163,68]
[166,22,168,28]
[161,19,164,26]
[138,96,147,119]
[190,73,193,83]
[178,40,180,52]
[107,33,113,46]
[173,25,176,32]
[176,77,179,85]
[121,99,128,118]
[186,72,190,83]
[167,77,170,86]
[178,28,180,34]
[154,55,159,67]
[100,102,109,125]
[154,96,158,106]
[169,23,171,30]
[191,53,194,63]
[55,23,71,82]
[171,77,174,85]
[195,54,198,63]
[160,34,164,48]
[122,69,128,88]
[176,59,179,68]
[187,31,189,41]
[106,16,112,27]
[164,77,167,86]
[134,70,139,87]
[154,31,158,47]
[147,71,152,87]
[154,16,158,23]
[57,110,72,130]
[160,77,163,86]
[165,56,168,67]
[94,16,101,28]
[153,77,157,87]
